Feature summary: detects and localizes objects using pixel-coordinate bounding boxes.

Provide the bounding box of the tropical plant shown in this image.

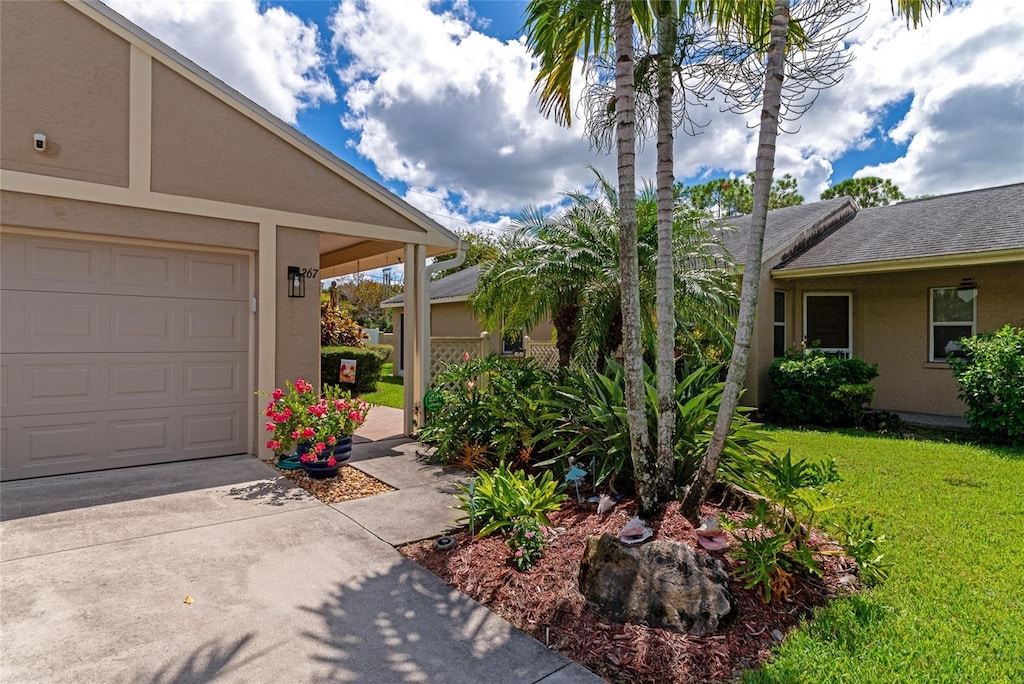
[417,354,554,466]
[453,461,567,538]
[321,299,364,347]
[471,173,738,371]
[725,449,892,602]
[820,176,906,207]
[682,0,942,518]
[948,324,1024,445]
[534,360,771,493]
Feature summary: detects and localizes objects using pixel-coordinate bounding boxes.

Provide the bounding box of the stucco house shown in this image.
[0,0,457,480]
[727,183,1024,418]
[381,265,556,376]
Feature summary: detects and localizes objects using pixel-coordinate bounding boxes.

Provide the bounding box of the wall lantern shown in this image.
[956,277,977,303]
[287,266,305,298]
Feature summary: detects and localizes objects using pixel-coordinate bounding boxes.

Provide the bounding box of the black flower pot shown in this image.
[297,436,352,479]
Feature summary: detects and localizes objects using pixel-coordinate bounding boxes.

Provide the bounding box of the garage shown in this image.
[0,232,251,480]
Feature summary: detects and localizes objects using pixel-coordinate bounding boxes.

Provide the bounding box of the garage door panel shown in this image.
[183,409,242,452]
[3,235,249,300]
[109,417,174,459]
[184,254,247,298]
[3,292,247,353]
[5,352,247,416]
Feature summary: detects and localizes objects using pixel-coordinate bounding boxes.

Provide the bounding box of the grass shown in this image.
[359,363,404,409]
[746,428,1024,683]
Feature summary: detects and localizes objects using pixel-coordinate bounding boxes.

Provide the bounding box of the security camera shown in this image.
[33,133,46,151]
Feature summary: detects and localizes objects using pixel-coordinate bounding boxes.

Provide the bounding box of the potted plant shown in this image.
[262,380,371,478]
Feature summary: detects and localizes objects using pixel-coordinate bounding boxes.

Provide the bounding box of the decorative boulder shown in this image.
[578,533,735,636]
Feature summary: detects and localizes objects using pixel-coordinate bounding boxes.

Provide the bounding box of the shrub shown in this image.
[418,354,554,466]
[768,351,879,426]
[321,301,363,347]
[322,344,390,394]
[453,461,566,537]
[535,360,771,493]
[948,325,1024,445]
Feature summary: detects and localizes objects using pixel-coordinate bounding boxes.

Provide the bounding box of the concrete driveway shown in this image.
[0,454,600,683]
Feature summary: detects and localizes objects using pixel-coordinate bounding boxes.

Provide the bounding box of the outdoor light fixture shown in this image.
[956,277,977,303]
[287,266,305,298]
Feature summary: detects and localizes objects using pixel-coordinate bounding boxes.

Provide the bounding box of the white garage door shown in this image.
[0,232,251,480]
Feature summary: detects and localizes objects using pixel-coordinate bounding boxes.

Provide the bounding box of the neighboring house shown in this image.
[723,183,1024,417]
[0,0,457,480]
[381,265,556,375]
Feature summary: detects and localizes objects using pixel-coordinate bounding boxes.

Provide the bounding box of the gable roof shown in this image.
[381,264,481,308]
[716,197,857,266]
[74,0,457,268]
[776,183,1024,276]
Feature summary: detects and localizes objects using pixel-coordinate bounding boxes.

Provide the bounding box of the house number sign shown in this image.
[298,267,319,279]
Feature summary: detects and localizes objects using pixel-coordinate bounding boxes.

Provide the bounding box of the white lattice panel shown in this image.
[430,338,484,382]
[527,342,559,371]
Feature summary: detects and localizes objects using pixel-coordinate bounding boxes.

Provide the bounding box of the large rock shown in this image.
[578,533,735,636]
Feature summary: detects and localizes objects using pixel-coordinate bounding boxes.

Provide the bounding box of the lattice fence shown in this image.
[526,341,559,371]
[429,337,486,383]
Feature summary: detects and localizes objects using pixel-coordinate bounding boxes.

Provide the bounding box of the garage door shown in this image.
[0,233,251,480]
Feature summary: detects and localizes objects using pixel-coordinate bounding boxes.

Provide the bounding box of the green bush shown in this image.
[418,354,554,466]
[321,344,390,394]
[535,360,771,493]
[948,325,1024,445]
[453,461,566,537]
[768,351,879,426]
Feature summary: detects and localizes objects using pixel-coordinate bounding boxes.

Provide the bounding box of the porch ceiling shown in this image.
[319,233,452,279]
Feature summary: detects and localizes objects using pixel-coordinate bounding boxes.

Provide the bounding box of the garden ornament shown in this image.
[619,516,653,545]
[565,465,588,503]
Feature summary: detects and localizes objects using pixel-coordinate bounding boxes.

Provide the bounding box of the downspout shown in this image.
[416,240,467,427]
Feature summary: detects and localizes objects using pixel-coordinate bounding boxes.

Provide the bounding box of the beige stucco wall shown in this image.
[150,63,425,234]
[1,0,130,187]
[275,227,321,388]
[0,192,258,249]
[761,262,1024,417]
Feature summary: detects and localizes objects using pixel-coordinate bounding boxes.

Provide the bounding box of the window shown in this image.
[804,293,852,357]
[502,329,524,356]
[930,287,975,362]
[773,291,786,357]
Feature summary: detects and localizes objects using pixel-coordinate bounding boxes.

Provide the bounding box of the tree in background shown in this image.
[327,278,393,331]
[821,176,906,207]
[681,171,804,217]
[430,228,501,280]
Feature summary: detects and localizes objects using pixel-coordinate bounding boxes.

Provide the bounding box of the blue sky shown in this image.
[108,0,1023,239]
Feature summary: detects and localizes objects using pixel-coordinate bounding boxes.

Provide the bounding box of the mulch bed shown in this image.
[274,463,394,504]
[401,498,858,683]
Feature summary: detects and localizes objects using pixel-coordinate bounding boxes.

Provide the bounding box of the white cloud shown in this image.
[329,0,611,214]
[104,0,335,123]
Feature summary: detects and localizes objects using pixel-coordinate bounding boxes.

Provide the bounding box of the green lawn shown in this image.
[359,363,403,409]
[747,429,1024,683]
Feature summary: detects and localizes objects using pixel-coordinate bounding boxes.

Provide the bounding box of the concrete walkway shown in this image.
[0,406,602,683]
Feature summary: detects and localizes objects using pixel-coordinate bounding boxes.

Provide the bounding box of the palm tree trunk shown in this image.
[614,0,655,516]
[680,0,790,519]
[654,2,677,501]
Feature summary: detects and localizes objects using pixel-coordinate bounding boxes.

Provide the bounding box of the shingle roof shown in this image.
[381,264,481,306]
[716,197,855,266]
[778,183,1024,271]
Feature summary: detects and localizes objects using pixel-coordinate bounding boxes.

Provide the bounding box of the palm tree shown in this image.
[680,0,943,517]
[470,171,738,371]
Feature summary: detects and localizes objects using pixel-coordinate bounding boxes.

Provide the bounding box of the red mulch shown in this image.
[401,498,858,683]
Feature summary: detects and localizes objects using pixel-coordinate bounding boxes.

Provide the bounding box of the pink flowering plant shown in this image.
[262,380,370,463]
[507,517,547,572]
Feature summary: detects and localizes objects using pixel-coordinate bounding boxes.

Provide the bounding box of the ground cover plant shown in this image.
[747,429,1024,683]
